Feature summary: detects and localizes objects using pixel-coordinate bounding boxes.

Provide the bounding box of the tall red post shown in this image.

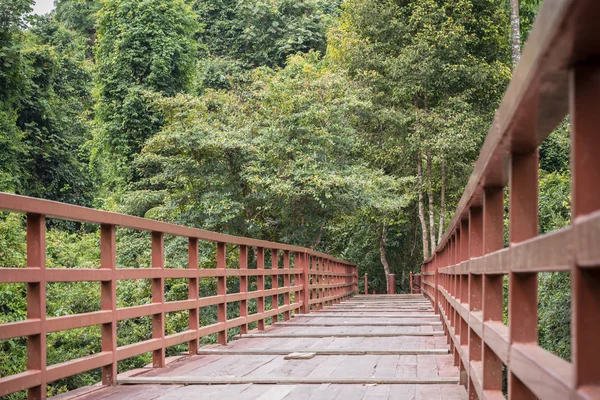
[101,224,117,384]
[27,214,46,399]
[151,232,165,367]
[188,238,199,355]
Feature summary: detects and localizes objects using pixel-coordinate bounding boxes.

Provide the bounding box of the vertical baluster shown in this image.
[301,253,310,313]
[257,247,265,329]
[570,64,600,391]
[508,149,538,399]
[468,207,483,398]
[151,232,165,367]
[460,219,470,385]
[240,245,248,333]
[313,257,317,309]
[283,251,291,320]
[271,249,279,322]
[188,238,199,355]
[27,214,46,400]
[216,242,227,344]
[482,187,504,393]
[453,231,460,367]
[101,224,117,384]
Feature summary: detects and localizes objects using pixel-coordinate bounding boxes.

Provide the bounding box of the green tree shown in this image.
[93,0,199,189]
[195,0,337,90]
[0,0,32,192]
[128,53,408,262]
[16,16,96,205]
[327,0,510,281]
[55,0,102,53]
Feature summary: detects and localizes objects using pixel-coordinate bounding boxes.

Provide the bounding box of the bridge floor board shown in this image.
[59,296,466,400]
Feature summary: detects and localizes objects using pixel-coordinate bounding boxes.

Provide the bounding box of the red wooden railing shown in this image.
[409,273,421,295]
[421,1,600,399]
[0,193,357,399]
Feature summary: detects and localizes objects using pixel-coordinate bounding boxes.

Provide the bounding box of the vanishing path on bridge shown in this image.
[59,295,466,399]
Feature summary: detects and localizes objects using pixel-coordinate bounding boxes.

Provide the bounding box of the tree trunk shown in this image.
[426,148,436,257]
[510,0,521,70]
[380,223,391,287]
[312,221,326,248]
[417,150,429,260]
[437,158,445,246]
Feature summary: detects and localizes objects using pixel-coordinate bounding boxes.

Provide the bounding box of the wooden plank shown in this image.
[239,332,444,338]
[292,314,438,318]
[315,309,435,313]
[153,384,251,400]
[284,352,316,360]
[195,349,449,356]
[274,322,441,327]
[118,376,460,385]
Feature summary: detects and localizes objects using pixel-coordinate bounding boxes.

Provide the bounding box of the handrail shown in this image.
[421,1,600,399]
[0,192,358,398]
[0,192,352,264]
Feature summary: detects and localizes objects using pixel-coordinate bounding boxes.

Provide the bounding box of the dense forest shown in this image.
[0,0,570,397]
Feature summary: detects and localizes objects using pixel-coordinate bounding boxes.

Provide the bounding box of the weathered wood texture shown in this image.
[419,1,600,399]
[55,296,466,400]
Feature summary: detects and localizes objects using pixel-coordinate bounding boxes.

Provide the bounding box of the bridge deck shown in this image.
[61,295,466,399]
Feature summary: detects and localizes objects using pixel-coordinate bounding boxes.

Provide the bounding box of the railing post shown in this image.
[100,224,117,385]
[386,274,395,294]
[299,253,310,314]
[216,242,227,344]
[508,149,539,399]
[364,273,368,295]
[271,249,279,321]
[570,63,600,390]
[151,232,165,367]
[283,251,291,320]
[410,272,413,294]
[434,257,439,314]
[482,187,504,393]
[239,245,248,333]
[351,265,355,296]
[459,219,469,385]
[27,213,46,400]
[468,207,483,399]
[313,257,318,308]
[188,238,199,355]
[257,247,265,329]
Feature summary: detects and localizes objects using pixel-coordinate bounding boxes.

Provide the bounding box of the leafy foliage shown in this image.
[197,0,334,70]
[92,0,199,187]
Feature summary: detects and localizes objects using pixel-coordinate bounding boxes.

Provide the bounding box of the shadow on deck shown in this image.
[57,295,466,399]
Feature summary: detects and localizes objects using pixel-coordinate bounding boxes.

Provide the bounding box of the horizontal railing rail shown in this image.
[421,1,600,399]
[0,192,357,399]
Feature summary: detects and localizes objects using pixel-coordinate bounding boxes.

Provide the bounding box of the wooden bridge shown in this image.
[2,0,600,399]
[52,295,466,400]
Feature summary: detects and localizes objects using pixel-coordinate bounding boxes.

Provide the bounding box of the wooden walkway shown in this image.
[62,295,466,399]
